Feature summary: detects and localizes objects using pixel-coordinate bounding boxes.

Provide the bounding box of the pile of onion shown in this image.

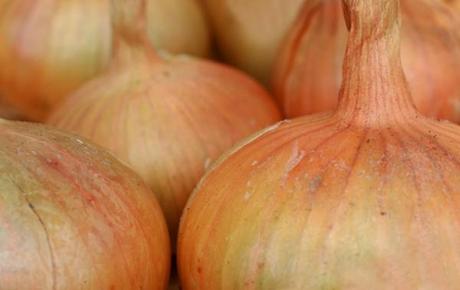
[0,119,170,289]
[47,22,281,243]
[203,0,304,83]
[178,0,460,288]
[273,0,460,121]
[0,0,210,121]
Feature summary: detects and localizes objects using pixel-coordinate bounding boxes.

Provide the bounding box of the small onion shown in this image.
[145,0,210,57]
[179,0,460,288]
[47,38,281,244]
[0,0,211,121]
[273,0,460,121]
[0,119,170,289]
[112,0,211,57]
[203,0,304,84]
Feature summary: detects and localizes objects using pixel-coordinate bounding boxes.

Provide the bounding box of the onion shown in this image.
[178,0,460,288]
[273,0,460,121]
[203,0,304,83]
[445,0,460,10]
[145,0,210,57]
[0,95,25,120]
[47,37,281,245]
[0,0,112,121]
[0,119,170,289]
[0,0,210,121]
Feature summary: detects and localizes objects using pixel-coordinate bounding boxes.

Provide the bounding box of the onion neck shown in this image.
[111,0,146,38]
[111,35,161,68]
[336,0,419,126]
[110,0,161,68]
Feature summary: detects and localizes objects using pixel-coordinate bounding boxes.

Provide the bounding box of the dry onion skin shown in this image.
[0,0,211,121]
[0,120,170,289]
[47,39,281,244]
[178,0,460,288]
[203,0,304,84]
[145,0,210,57]
[0,95,25,121]
[273,0,460,121]
[0,0,112,121]
[446,0,460,10]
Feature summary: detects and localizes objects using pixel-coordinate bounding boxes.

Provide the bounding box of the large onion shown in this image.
[0,0,210,121]
[445,0,460,10]
[179,0,460,288]
[203,0,304,83]
[0,95,24,120]
[47,37,281,244]
[0,119,170,289]
[273,0,460,121]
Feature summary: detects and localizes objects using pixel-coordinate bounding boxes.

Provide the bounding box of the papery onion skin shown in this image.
[0,120,170,289]
[146,0,211,57]
[113,0,211,57]
[203,0,304,84]
[445,0,460,10]
[0,0,211,121]
[273,0,460,121]
[0,95,25,120]
[47,44,281,245]
[0,0,113,121]
[178,0,460,288]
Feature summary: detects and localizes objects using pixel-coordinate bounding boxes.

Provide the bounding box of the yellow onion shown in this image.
[0,95,25,120]
[179,0,460,288]
[112,0,211,57]
[47,36,281,244]
[273,0,460,121]
[0,0,211,121]
[145,0,210,57]
[0,0,112,121]
[445,0,460,10]
[0,119,170,289]
[203,0,304,83]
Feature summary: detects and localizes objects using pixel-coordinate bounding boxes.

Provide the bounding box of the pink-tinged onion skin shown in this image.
[0,0,211,121]
[0,0,113,121]
[178,0,460,288]
[47,43,281,245]
[203,0,304,84]
[273,0,460,121]
[0,120,170,289]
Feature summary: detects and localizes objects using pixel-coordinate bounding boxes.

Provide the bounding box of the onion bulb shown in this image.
[445,0,460,10]
[47,37,281,245]
[0,0,112,121]
[0,95,24,120]
[179,0,460,288]
[0,119,170,289]
[0,0,211,121]
[273,0,460,121]
[145,0,210,57]
[203,0,304,83]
